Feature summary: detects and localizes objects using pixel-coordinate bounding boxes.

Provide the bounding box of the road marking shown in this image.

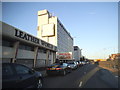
[79,81,83,87]
[115,76,118,78]
[78,67,100,88]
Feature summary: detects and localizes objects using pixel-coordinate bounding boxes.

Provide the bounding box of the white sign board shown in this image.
[57,52,73,60]
[42,23,55,37]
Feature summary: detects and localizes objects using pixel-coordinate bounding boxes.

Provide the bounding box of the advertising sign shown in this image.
[57,52,73,60]
[42,23,55,37]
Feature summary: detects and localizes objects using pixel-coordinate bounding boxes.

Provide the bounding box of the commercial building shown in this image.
[73,46,82,61]
[37,9,74,60]
[1,22,57,68]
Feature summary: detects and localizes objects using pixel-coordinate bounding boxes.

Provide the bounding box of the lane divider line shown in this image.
[79,67,100,88]
[79,81,83,87]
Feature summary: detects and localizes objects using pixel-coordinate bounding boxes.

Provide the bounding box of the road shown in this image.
[42,64,119,88]
[83,68,119,88]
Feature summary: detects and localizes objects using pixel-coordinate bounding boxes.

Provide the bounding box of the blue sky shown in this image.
[2,2,118,59]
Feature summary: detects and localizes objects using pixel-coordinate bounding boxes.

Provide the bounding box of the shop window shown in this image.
[2,40,13,47]
[43,49,46,53]
[19,44,34,51]
[38,48,44,53]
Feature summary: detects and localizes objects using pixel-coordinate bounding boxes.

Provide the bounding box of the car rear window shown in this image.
[68,62,74,64]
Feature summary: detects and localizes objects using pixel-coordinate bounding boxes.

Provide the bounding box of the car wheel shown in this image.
[37,78,42,88]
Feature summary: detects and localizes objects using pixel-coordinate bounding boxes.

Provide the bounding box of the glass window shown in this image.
[63,63,68,66]
[43,49,46,53]
[2,40,13,47]
[15,64,30,74]
[19,44,34,51]
[2,64,14,76]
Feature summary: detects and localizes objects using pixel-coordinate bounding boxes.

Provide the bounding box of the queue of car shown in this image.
[46,60,88,76]
[46,63,72,76]
[2,60,88,89]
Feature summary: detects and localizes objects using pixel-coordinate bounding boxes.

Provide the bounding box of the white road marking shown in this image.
[79,81,83,87]
[115,76,118,78]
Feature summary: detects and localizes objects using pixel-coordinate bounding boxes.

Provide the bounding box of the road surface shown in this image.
[42,64,119,88]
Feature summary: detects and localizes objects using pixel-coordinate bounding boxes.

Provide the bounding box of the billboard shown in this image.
[57,52,73,60]
[42,23,55,37]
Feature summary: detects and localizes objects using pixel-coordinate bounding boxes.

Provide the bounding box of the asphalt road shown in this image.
[83,68,119,88]
[42,64,98,88]
[42,64,119,88]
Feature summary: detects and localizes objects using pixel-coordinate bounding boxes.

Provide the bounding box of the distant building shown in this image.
[37,9,74,60]
[73,46,82,61]
[2,22,57,68]
[108,53,120,60]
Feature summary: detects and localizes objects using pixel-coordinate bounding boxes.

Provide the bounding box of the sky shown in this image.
[2,2,118,59]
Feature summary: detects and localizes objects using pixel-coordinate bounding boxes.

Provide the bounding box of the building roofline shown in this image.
[2,21,57,51]
[57,18,73,40]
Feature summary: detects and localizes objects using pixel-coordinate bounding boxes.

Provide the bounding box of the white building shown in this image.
[74,46,82,61]
[37,9,74,60]
[1,22,57,68]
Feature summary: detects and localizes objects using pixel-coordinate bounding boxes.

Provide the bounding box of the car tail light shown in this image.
[55,68,62,70]
[47,68,50,70]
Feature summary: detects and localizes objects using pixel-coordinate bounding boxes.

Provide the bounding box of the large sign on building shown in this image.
[2,22,57,51]
[57,52,73,60]
[42,23,55,37]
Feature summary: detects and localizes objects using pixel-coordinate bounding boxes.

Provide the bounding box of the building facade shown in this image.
[108,53,120,60]
[1,22,57,68]
[37,9,74,60]
[73,46,82,61]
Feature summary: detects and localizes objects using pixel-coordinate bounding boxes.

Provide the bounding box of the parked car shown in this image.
[2,63,43,89]
[76,61,81,67]
[81,61,86,65]
[46,63,71,76]
[67,61,78,70]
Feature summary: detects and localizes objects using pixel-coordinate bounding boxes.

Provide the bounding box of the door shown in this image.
[2,64,17,88]
[14,64,36,88]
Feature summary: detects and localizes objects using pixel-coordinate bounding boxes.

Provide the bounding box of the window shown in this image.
[2,40,13,47]
[19,44,34,51]
[63,63,68,67]
[43,49,46,53]
[38,48,46,53]
[2,64,14,76]
[38,49,43,53]
[49,51,52,55]
[15,64,30,74]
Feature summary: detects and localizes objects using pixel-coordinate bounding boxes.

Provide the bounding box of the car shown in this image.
[46,63,72,76]
[2,63,43,89]
[76,61,81,67]
[67,61,78,70]
[81,61,86,65]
